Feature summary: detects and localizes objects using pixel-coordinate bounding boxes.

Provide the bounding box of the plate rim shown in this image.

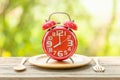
[28,54,92,69]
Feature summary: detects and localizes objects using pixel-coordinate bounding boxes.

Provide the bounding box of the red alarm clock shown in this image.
[42,12,77,61]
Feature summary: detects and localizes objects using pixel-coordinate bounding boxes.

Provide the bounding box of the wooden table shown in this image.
[0,57,120,80]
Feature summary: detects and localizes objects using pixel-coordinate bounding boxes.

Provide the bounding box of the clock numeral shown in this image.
[67,35,71,39]
[57,30,64,36]
[58,51,63,57]
[68,47,71,51]
[46,41,52,47]
[64,31,66,36]
[68,40,73,46]
[48,48,52,53]
[64,50,68,55]
[53,50,69,56]
[47,36,53,40]
[53,51,57,55]
[52,30,66,36]
[52,32,56,36]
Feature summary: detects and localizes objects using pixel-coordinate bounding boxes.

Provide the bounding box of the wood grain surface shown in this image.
[0,57,120,80]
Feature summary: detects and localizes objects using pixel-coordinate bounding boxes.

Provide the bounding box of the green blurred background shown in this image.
[0,0,120,57]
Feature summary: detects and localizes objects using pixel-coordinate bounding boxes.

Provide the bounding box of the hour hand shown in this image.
[53,33,61,48]
[53,42,61,48]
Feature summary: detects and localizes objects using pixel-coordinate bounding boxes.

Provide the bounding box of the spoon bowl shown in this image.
[13,58,27,71]
[14,65,26,71]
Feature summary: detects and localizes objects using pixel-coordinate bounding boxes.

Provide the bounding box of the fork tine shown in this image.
[101,67,105,72]
[97,67,100,72]
[99,66,102,72]
[99,67,102,72]
[93,67,96,72]
[92,58,105,72]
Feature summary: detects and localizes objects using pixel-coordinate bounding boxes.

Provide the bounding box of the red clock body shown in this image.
[42,26,77,60]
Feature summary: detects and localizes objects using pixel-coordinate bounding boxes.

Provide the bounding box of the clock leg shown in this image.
[46,57,51,63]
[69,57,74,63]
[46,57,74,63]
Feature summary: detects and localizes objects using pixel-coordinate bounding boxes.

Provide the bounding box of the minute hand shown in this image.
[53,34,61,48]
[58,33,61,43]
[61,38,68,44]
[53,42,61,48]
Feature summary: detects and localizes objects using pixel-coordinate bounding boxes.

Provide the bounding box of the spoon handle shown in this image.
[20,58,27,65]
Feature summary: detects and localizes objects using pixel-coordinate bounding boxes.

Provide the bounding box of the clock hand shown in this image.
[53,42,61,48]
[58,33,61,43]
[53,38,68,48]
[53,33,61,48]
[61,38,68,44]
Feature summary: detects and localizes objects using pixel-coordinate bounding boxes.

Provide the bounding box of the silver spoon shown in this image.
[13,58,27,71]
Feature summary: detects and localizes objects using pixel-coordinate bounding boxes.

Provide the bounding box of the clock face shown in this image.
[42,27,77,60]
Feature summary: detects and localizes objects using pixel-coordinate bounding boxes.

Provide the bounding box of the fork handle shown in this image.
[94,58,99,65]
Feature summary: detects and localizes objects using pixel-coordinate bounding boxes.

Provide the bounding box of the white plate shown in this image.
[28,54,92,69]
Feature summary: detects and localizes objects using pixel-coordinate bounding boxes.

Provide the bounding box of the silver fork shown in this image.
[92,58,105,72]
